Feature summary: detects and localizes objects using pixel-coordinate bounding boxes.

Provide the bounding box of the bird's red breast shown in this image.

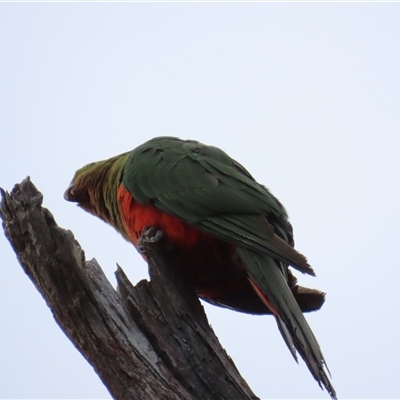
[117,184,269,313]
[117,184,213,250]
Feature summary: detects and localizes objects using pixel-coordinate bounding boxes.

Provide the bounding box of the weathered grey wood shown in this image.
[0,178,259,400]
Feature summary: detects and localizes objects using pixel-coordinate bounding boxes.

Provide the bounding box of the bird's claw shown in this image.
[137,227,163,253]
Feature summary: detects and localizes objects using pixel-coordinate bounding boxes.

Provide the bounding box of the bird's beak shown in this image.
[64,183,90,204]
[64,184,76,202]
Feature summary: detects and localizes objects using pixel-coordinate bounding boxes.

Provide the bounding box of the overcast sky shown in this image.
[1,3,400,399]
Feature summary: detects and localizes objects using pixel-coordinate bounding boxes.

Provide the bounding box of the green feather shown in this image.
[237,247,335,398]
[123,137,313,275]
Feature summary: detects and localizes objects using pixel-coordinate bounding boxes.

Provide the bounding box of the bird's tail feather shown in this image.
[237,247,337,400]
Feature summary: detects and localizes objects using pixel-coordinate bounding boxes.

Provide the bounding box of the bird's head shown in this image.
[64,161,104,217]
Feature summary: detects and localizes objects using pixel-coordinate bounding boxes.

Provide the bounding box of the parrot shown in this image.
[64,136,336,399]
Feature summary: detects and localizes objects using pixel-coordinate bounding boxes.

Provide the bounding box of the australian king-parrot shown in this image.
[64,136,336,399]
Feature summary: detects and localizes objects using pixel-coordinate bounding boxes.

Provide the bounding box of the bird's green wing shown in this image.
[122,137,336,399]
[123,136,313,275]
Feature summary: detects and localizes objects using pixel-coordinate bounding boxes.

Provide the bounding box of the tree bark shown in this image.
[0,178,259,400]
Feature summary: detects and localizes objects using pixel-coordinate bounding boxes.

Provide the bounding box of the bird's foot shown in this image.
[137,227,163,253]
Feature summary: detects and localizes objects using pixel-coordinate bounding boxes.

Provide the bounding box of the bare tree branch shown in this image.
[0,178,258,400]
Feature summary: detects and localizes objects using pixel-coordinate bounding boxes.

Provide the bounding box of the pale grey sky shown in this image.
[1,3,399,399]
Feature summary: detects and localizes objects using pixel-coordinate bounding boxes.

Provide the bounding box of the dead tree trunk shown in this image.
[0,178,259,400]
